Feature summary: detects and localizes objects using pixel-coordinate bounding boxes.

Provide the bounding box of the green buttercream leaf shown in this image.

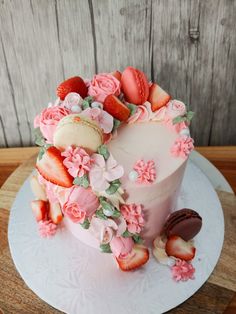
[95,208,108,220]
[105,179,121,195]
[73,174,89,188]
[111,208,121,218]
[172,116,186,125]
[112,119,121,131]
[122,230,133,238]
[100,243,112,253]
[186,111,195,122]
[127,103,137,116]
[97,144,110,160]
[80,218,90,229]
[84,96,94,104]
[132,234,144,244]
[33,127,46,147]
[38,147,46,160]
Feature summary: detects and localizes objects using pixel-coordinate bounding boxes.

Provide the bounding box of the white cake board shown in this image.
[8,160,224,314]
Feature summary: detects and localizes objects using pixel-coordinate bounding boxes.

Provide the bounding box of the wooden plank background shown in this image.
[0,0,235,148]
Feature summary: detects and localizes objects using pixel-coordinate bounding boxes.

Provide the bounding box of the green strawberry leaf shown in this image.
[127,103,137,116]
[33,127,46,147]
[73,174,89,188]
[97,144,110,160]
[105,179,121,195]
[80,218,90,229]
[100,243,112,253]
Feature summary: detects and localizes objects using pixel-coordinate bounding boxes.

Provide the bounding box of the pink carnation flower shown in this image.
[171,136,194,159]
[87,73,121,103]
[121,204,144,234]
[61,146,93,178]
[38,220,57,238]
[133,159,156,184]
[171,259,195,282]
[34,106,70,143]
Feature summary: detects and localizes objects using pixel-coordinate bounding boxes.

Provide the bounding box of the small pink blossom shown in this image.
[87,73,121,103]
[38,220,57,238]
[133,159,156,184]
[61,146,93,178]
[171,259,195,282]
[121,204,144,234]
[110,236,134,258]
[34,106,70,143]
[167,100,186,119]
[89,153,124,192]
[61,92,83,110]
[81,107,113,133]
[171,136,194,159]
[89,217,118,244]
[63,202,86,224]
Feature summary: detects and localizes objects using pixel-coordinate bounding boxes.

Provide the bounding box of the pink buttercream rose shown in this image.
[110,236,134,258]
[61,146,93,178]
[38,220,57,238]
[89,153,124,192]
[166,100,186,119]
[171,136,194,159]
[34,106,70,143]
[133,159,156,184]
[81,107,113,133]
[62,186,99,223]
[121,204,144,234]
[171,260,195,281]
[87,73,121,103]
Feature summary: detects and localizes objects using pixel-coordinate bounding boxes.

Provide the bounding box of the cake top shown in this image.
[31,66,199,275]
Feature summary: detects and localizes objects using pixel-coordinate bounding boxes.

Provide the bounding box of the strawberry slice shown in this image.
[110,70,122,82]
[56,76,88,100]
[31,200,48,222]
[165,235,196,261]
[36,146,73,188]
[30,175,47,201]
[116,244,149,271]
[148,83,171,111]
[49,202,63,224]
[103,94,130,121]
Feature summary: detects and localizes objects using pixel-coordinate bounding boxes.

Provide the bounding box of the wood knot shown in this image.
[189,28,200,42]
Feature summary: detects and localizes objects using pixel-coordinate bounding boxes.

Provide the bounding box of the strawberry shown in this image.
[110,70,122,82]
[165,235,196,261]
[103,95,130,121]
[148,83,171,111]
[31,200,48,222]
[56,76,88,100]
[36,146,73,188]
[30,175,47,201]
[116,244,149,271]
[49,202,63,224]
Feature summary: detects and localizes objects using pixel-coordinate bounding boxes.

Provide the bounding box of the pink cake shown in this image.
[31,67,197,273]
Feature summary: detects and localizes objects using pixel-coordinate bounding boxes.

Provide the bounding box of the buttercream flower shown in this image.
[61,146,93,178]
[171,260,195,281]
[121,204,144,234]
[81,107,113,133]
[133,159,156,184]
[164,117,188,133]
[110,236,134,258]
[87,73,121,103]
[171,136,194,159]
[89,217,118,244]
[89,153,124,192]
[61,92,83,111]
[34,106,70,143]
[38,220,57,238]
[62,186,99,223]
[128,103,150,124]
[167,100,186,119]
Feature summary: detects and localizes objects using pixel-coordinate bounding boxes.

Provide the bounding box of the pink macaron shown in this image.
[121,66,149,105]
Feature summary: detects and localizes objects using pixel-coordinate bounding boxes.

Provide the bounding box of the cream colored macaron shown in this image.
[53,114,103,153]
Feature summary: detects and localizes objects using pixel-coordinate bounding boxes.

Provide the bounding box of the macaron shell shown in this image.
[53,114,103,153]
[167,217,202,241]
[121,67,149,105]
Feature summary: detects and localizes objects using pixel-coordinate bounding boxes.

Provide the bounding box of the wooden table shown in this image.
[0,147,236,314]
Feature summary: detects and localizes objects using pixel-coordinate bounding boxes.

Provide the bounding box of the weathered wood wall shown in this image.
[0,0,235,147]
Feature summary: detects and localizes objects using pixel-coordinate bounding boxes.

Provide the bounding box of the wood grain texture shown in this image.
[0,151,236,313]
[0,0,235,148]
